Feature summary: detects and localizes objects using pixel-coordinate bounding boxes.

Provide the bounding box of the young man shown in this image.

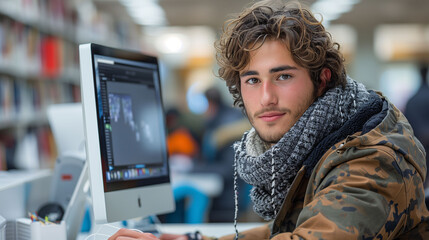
[110,0,429,239]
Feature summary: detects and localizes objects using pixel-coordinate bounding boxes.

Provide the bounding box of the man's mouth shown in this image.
[258,111,285,122]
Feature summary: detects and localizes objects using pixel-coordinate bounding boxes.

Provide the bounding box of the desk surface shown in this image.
[78,222,264,239]
[0,169,51,191]
[158,222,264,237]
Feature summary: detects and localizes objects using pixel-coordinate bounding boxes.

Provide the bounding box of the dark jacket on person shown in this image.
[216,93,429,240]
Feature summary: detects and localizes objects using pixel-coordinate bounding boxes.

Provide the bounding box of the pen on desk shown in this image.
[29,212,38,222]
[28,212,34,222]
[37,215,46,225]
[28,212,47,224]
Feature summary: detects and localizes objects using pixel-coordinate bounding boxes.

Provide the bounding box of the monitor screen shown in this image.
[93,52,169,190]
[79,43,175,224]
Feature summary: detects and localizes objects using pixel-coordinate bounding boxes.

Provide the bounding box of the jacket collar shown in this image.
[303,90,385,177]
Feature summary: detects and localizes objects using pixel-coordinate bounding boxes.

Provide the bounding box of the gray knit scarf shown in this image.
[233,77,370,221]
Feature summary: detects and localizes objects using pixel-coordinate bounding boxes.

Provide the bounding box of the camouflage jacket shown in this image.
[216,92,429,240]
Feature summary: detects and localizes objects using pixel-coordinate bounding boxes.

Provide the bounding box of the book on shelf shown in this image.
[41,35,62,78]
[0,143,5,170]
[0,76,15,119]
[0,131,17,170]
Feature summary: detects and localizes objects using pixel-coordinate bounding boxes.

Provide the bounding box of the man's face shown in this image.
[239,40,317,144]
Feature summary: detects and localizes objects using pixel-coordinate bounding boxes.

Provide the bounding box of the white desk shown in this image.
[158,222,264,237]
[78,222,264,239]
[0,169,51,191]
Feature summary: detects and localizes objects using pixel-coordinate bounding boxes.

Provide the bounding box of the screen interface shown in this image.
[93,54,169,192]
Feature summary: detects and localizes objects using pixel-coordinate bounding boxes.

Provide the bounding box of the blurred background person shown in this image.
[201,87,248,164]
[166,107,200,173]
[192,86,254,222]
[404,63,429,189]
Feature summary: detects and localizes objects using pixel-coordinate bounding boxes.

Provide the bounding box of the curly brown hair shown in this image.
[215,0,347,109]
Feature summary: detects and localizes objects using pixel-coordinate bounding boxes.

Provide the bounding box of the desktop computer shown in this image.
[79,43,175,227]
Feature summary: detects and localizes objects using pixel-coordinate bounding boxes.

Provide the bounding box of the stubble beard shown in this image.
[244,107,291,145]
[255,129,284,145]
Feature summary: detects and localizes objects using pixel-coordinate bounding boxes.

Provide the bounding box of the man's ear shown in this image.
[317,68,331,97]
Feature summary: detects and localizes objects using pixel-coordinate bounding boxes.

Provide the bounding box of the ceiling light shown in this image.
[119,0,167,26]
[155,33,187,54]
[311,0,360,26]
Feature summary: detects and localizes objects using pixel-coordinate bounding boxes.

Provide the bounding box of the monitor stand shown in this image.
[63,161,90,240]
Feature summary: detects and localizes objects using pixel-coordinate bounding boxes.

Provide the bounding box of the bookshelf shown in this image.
[0,0,142,170]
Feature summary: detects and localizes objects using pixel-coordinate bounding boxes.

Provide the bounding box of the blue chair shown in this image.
[172,184,209,223]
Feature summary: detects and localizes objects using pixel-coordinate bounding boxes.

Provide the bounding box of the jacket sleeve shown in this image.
[271,146,409,240]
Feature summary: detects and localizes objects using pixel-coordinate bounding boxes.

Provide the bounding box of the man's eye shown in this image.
[246,78,259,84]
[278,74,291,80]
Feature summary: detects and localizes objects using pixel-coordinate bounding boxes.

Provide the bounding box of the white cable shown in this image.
[270,148,277,217]
[233,157,239,240]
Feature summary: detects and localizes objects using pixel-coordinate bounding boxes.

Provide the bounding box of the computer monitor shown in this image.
[79,43,175,224]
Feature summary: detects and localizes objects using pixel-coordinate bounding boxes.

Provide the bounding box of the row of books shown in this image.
[0,0,141,50]
[0,126,57,170]
[0,1,72,169]
[0,16,80,80]
[0,0,75,34]
[0,76,80,128]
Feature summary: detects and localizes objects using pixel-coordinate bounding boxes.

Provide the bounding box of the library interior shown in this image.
[0,0,429,239]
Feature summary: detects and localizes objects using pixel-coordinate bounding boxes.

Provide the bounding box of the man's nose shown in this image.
[260,80,278,106]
